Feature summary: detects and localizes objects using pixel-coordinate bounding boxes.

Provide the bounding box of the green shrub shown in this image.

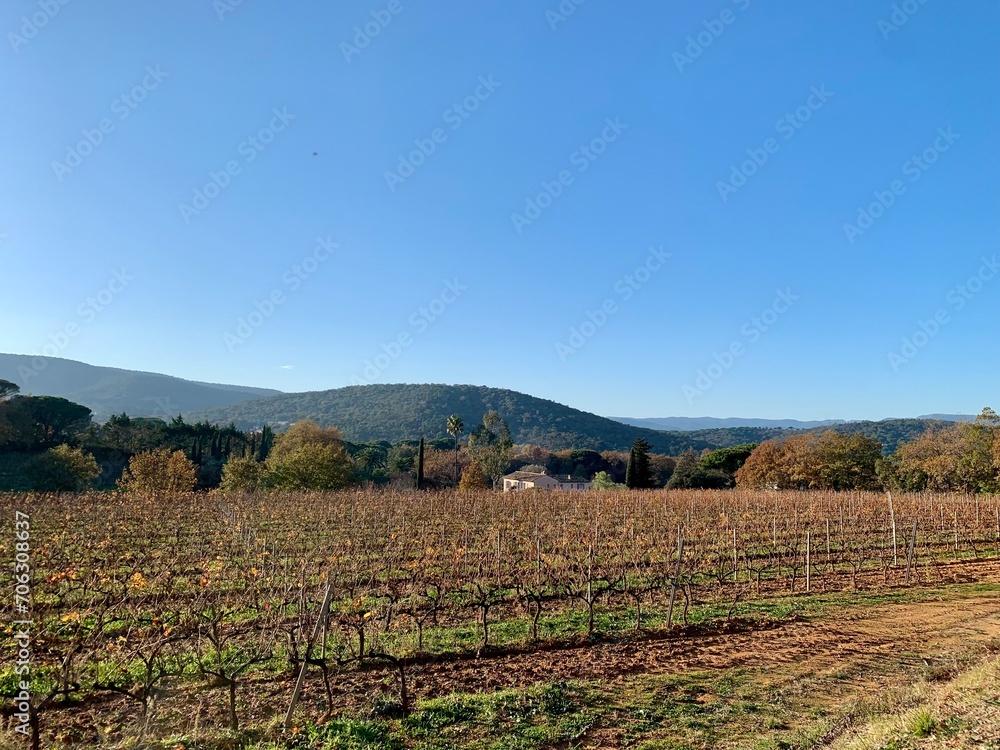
[25,445,100,491]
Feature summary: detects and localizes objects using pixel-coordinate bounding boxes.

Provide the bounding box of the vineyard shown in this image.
[2,488,1000,749]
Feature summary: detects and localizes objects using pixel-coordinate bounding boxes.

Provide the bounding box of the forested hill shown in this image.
[0,354,280,421]
[818,418,950,454]
[189,383,794,453]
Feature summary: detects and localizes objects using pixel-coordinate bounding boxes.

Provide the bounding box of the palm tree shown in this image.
[446,414,464,486]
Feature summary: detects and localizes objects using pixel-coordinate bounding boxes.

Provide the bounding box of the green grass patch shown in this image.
[401,681,596,749]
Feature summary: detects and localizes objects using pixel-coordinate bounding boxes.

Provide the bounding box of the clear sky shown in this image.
[1,0,997,421]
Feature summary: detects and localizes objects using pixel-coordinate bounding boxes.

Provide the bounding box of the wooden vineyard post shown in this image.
[888,493,898,566]
[285,583,334,731]
[805,531,811,593]
[905,520,918,585]
[732,527,738,583]
[954,509,959,561]
[995,502,1000,554]
[496,529,502,587]
[666,528,684,631]
[535,534,542,588]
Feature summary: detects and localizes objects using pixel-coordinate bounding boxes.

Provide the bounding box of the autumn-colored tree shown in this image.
[892,408,1000,492]
[268,420,344,462]
[421,447,469,486]
[993,430,1000,477]
[957,408,1000,493]
[118,449,197,494]
[735,438,795,489]
[265,443,354,490]
[515,444,552,466]
[458,462,489,490]
[736,432,882,491]
[779,433,822,488]
[219,456,267,491]
[892,426,964,491]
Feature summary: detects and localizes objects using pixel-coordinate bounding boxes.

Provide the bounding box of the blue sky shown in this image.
[1,0,997,421]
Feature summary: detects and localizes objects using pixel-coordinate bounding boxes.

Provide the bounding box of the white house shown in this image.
[502,470,591,492]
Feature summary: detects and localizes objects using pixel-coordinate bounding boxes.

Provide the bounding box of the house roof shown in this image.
[504,471,589,483]
[505,471,550,481]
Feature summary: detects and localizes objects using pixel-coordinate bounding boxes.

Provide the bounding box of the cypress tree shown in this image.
[258,425,274,462]
[625,438,653,488]
[417,437,425,489]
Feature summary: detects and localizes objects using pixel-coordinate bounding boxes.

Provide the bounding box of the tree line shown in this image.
[3,376,998,495]
[735,408,1000,494]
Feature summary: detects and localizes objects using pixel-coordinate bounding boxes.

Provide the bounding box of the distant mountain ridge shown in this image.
[611,416,846,431]
[612,415,976,431]
[0,354,281,421]
[0,355,963,454]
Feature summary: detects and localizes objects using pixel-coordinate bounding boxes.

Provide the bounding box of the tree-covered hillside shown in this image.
[0,354,280,421]
[818,418,951,454]
[189,384,794,453]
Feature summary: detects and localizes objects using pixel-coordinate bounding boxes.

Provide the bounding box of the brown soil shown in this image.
[312,560,1000,711]
[405,589,1000,700]
[34,562,1000,748]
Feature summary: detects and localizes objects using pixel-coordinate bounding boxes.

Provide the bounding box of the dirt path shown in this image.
[389,589,1000,702]
[156,578,1000,748]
